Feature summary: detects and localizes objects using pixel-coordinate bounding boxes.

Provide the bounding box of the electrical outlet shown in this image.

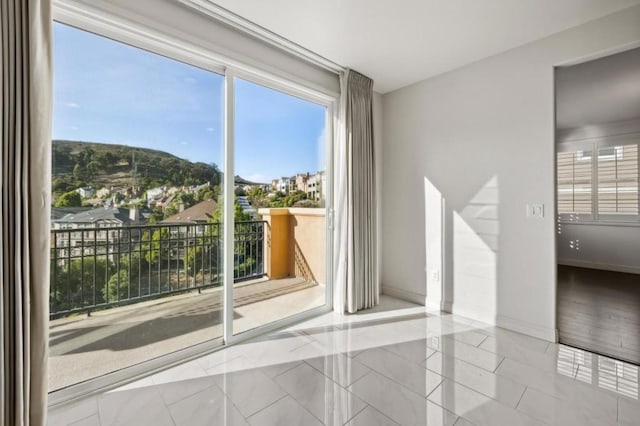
[526,203,544,218]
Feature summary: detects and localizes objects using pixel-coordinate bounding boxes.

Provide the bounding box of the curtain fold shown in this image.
[1,1,52,425]
[334,69,378,314]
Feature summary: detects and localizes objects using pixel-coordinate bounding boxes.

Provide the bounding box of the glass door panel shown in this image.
[231,77,328,335]
[50,22,224,391]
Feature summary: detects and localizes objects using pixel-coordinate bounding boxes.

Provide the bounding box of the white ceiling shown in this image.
[210,0,640,93]
[556,47,640,130]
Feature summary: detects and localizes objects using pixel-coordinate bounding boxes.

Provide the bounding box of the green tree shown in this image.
[104,269,133,302]
[195,185,217,202]
[77,146,95,166]
[146,207,164,225]
[72,163,84,183]
[52,177,74,195]
[211,197,252,223]
[86,160,100,176]
[283,190,307,207]
[93,150,116,168]
[184,245,203,278]
[142,227,169,265]
[50,257,111,311]
[52,144,74,170]
[268,191,286,208]
[55,190,82,207]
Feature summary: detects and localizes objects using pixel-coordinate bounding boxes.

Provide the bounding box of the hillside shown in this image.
[234,175,268,186]
[52,140,221,194]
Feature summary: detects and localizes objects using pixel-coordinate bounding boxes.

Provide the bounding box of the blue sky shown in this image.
[52,22,326,183]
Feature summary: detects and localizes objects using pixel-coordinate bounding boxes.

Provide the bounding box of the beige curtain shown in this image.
[334,69,378,314]
[1,1,52,425]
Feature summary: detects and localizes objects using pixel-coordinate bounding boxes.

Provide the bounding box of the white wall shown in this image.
[381,5,640,341]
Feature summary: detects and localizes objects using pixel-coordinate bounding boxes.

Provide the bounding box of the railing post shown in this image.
[258,208,291,279]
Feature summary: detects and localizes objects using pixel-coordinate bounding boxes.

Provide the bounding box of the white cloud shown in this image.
[180,141,188,145]
[64,102,79,108]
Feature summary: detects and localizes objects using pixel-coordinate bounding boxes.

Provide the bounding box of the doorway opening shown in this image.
[555,46,640,365]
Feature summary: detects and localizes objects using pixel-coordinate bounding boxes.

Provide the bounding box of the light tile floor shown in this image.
[48,296,640,426]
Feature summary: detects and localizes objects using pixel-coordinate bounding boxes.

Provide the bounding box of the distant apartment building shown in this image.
[271,171,325,202]
[306,171,325,201]
[51,206,144,260]
[294,173,310,193]
[272,176,293,193]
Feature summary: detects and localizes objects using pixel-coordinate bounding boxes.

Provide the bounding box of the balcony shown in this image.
[49,209,326,391]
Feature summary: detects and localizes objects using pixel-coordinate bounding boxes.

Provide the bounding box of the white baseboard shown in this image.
[442,301,556,342]
[381,285,425,306]
[385,290,556,342]
[443,302,496,326]
[558,258,640,275]
[495,314,556,342]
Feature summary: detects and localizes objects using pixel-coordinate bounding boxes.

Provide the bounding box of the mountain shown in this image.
[234,175,268,186]
[52,140,221,192]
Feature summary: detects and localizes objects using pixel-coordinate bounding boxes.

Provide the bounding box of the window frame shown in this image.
[50,1,338,406]
[557,133,640,225]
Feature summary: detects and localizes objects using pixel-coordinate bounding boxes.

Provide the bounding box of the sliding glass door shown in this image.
[50,22,333,395]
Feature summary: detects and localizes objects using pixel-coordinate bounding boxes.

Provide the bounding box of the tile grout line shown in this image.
[424,375,444,400]
[49,408,98,426]
[211,368,283,423]
[514,385,528,409]
[269,360,306,379]
[164,380,221,408]
[244,393,289,422]
[302,354,371,388]
[345,369,373,389]
[475,333,489,348]
[356,349,445,399]
[492,355,506,373]
[271,361,365,425]
[426,397,459,423]
[338,396,369,426]
[425,353,531,410]
[341,404,400,426]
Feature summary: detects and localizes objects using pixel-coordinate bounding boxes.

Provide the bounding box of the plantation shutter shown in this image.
[597,144,639,216]
[557,150,593,216]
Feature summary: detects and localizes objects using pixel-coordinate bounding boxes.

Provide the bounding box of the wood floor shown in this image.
[558,265,640,365]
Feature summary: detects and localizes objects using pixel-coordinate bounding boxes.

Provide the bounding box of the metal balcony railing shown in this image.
[50,221,266,318]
